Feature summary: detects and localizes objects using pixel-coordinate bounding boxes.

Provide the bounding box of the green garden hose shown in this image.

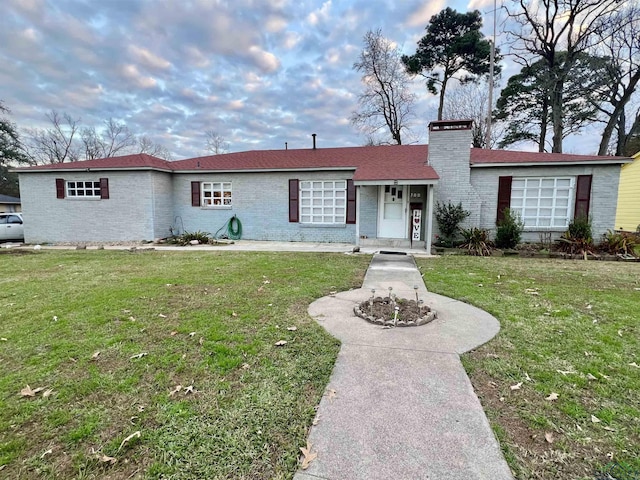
[214,215,242,240]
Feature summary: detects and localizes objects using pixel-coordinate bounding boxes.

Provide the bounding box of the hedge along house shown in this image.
[16,120,630,248]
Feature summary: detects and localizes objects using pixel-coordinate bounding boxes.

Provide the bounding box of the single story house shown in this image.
[16,120,631,250]
[0,194,21,213]
[615,151,640,232]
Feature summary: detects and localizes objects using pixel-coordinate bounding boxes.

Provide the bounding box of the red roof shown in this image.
[15,145,628,181]
[470,148,623,165]
[16,153,173,171]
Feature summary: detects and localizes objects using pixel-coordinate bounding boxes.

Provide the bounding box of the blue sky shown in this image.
[0,0,596,159]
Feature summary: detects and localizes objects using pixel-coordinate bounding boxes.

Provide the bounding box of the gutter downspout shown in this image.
[355,185,361,245]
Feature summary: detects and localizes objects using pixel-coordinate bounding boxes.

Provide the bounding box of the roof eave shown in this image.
[175,166,357,174]
[14,166,174,173]
[354,179,438,186]
[471,160,632,168]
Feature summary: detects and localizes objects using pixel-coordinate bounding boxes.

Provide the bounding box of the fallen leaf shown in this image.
[286,326,297,331]
[584,351,592,356]
[603,426,616,432]
[53,315,58,321]
[599,372,611,380]
[232,311,238,317]
[299,441,317,470]
[96,453,117,464]
[556,370,577,375]
[42,389,54,398]
[199,337,204,345]
[170,331,178,336]
[591,415,601,423]
[618,330,623,337]
[91,351,101,360]
[169,385,182,397]
[510,382,523,390]
[629,362,640,368]
[545,392,559,401]
[158,314,167,318]
[189,332,196,337]
[544,432,554,443]
[274,340,287,346]
[20,385,35,397]
[130,352,147,360]
[524,372,532,382]
[1,338,7,341]
[525,289,539,295]
[241,363,250,370]
[137,405,145,412]
[586,304,592,310]
[586,373,598,381]
[128,316,136,322]
[40,448,52,459]
[263,280,271,284]
[312,415,320,426]
[123,309,132,313]
[326,388,337,402]
[118,431,141,452]
[184,385,195,394]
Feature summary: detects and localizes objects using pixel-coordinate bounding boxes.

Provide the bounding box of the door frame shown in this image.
[377,184,408,239]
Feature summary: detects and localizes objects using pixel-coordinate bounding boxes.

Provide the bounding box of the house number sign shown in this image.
[412,209,421,241]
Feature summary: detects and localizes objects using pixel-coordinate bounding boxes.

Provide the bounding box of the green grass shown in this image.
[0,250,370,479]
[416,256,640,480]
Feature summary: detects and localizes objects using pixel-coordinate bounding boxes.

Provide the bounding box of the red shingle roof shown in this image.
[15,145,629,181]
[15,153,173,171]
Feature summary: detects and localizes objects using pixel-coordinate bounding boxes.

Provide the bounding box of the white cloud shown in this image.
[129,46,172,70]
[307,1,332,25]
[405,0,446,28]
[120,64,157,89]
[248,46,281,73]
[265,14,288,32]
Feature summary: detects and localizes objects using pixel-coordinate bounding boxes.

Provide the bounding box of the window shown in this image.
[299,180,347,224]
[510,177,574,228]
[67,181,101,198]
[202,182,232,207]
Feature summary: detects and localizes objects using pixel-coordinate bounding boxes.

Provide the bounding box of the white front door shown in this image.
[378,185,407,238]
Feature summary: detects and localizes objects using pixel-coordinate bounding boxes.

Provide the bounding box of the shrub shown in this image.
[435,201,470,247]
[556,215,594,255]
[180,230,211,245]
[601,230,638,256]
[460,227,493,256]
[495,208,524,249]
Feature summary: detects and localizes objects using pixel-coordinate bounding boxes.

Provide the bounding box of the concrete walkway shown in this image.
[294,253,514,480]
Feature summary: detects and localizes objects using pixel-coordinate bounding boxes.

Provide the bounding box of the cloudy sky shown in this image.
[0,0,580,159]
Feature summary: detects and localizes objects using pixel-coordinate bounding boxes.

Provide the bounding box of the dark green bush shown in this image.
[556,215,593,255]
[435,201,470,246]
[495,208,524,249]
[567,215,592,243]
[460,227,493,256]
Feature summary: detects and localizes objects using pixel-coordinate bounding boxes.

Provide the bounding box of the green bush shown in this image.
[435,201,470,247]
[180,230,211,245]
[556,215,593,255]
[495,208,524,249]
[601,230,638,256]
[460,227,493,256]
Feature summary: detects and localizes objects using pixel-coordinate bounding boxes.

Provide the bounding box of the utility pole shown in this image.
[485,0,497,149]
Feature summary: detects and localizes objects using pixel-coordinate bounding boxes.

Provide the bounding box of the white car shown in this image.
[0,213,24,241]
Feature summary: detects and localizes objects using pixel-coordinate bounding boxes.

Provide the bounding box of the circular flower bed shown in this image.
[354,297,437,327]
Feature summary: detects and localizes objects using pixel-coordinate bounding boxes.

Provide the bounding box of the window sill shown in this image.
[65,197,101,201]
[523,227,566,231]
[299,223,346,229]
[201,206,232,210]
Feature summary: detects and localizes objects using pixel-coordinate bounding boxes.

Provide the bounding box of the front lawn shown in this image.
[417,256,640,480]
[0,250,369,479]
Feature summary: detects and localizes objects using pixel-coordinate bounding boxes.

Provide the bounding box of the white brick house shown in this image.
[16,120,630,249]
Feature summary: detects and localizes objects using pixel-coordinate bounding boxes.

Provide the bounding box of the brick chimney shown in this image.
[427,120,481,229]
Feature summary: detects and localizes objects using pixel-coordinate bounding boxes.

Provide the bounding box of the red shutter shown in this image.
[346,179,356,224]
[496,176,512,224]
[56,178,65,199]
[289,179,299,223]
[191,181,201,207]
[574,175,592,219]
[99,178,109,199]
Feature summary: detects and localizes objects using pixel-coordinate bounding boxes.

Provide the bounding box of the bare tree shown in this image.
[137,136,173,160]
[26,110,81,164]
[505,0,623,153]
[588,3,640,155]
[443,81,504,148]
[351,29,415,145]
[205,130,230,155]
[82,118,136,159]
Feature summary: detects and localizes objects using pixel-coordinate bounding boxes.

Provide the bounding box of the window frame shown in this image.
[509,176,575,230]
[201,181,232,208]
[66,180,102,198]
[299,180,347,225]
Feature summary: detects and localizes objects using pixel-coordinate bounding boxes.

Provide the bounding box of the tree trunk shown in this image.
[539,97,549,152]
[551,79,564,153]
[437,81,447,121]
[615,109,626,156]
[598,70,640,155]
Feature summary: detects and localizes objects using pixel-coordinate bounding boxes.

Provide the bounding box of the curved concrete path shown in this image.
[294,253,513,480]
